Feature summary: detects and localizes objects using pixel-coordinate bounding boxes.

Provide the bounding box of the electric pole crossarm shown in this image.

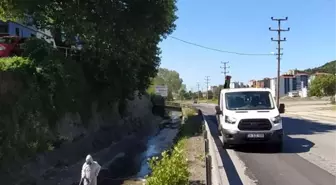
[271,38,287,41]
[221,61,230,85]
[271,17,288,21]
[269,28,290,32]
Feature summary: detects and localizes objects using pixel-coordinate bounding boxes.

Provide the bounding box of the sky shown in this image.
[158,0,336,92]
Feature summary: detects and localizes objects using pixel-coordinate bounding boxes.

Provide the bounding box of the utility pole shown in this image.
[197,82,200,100]
[221,61,230,84]
[269,17,290,107]
[205,76,210,101]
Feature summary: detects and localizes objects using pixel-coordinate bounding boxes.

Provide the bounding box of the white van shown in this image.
[215,88,285,151]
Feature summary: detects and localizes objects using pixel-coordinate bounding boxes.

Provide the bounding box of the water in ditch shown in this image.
[98,111,182,185]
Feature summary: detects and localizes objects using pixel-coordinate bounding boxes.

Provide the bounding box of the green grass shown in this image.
[197,99,218,104]
[182,107,197,117]
[0,56,32,71]
[145,106,203,185]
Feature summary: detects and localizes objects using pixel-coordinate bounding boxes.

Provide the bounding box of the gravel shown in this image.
[185,135,206,185]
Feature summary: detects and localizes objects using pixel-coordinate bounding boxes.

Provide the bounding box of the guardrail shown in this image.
[169,102,213,185]
[200,110,224,185]
[204,128,212,185]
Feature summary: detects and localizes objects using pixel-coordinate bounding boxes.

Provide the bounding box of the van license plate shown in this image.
[247,133,264,138]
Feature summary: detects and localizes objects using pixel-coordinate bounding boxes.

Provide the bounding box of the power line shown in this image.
[221,61,230,84]
[205,76,210,100]
[269,17,290,107]
[169,36,274,56]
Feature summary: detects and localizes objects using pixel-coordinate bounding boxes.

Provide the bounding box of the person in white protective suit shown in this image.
[81,154,101,185]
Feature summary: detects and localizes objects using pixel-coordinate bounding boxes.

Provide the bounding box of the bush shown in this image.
[145,107,202,185]
[0,39,90,168]
[145,140,189,185]
[182,107,197,117]
[309,75,336,97]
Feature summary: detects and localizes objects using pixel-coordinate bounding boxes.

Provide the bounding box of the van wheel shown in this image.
[218,125,222,136]
[222,135,230,149]
[216,116,222,136]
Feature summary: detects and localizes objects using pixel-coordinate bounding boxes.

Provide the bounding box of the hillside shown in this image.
[297,60,336,75]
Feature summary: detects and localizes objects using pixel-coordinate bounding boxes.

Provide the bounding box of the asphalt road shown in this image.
[194,103,336,185]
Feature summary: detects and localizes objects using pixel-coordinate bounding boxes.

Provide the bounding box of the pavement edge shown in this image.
[198,109,225,185]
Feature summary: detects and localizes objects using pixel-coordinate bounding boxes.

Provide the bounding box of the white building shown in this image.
[230,82,240,88]
[0,20,56,47]
[270,75,295,98]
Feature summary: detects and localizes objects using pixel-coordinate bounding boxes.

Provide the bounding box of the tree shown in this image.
[156,68,183,94]
[309,75,336,97]
[207,90,214,99]
[0,0,178,101]
[178,89,187,100]
[212,85,224,100]
[196,91,203,99]
[148,68,183,100]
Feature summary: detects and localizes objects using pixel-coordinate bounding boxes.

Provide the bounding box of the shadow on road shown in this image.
[202,114,244,185]
[233,136,315,154]
[282,116,336,135]
[202,113,332,158]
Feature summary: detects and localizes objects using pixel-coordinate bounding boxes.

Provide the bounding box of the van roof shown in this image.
[221,88,272,93]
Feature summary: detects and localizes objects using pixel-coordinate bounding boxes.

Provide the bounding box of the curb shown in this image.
[198,109,224,185]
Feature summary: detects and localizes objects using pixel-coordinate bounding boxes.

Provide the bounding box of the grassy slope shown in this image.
[297,60,336,75]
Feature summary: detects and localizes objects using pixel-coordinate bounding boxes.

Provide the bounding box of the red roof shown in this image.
[281,74,294,78]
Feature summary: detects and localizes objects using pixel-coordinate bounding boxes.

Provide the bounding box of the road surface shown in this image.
[193,103,336,185]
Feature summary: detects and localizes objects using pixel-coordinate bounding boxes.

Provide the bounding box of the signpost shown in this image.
[155,85,168,97]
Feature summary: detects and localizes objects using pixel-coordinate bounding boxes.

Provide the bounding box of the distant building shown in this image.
[230,82,240,88]
[248,80,256,87]
[270,75,295,98]
[0,20,55,47]
[263,78,271,88]
[294,73,309,91]
[286,70,295,75]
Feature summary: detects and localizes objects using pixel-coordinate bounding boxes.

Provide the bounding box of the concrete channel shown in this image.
[96,110,182,185]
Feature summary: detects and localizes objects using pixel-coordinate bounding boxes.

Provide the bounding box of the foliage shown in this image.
[0,39,91,168]
[297,60,336,75]
[146,140,189,185]
[148,68,183,100]
[206,90,214,99]
[308,74,336,97]
[145,106,203,185]
[0,0,178,102]
[0,0,178,169]
[212,85,224,99]
[182,107,197,117]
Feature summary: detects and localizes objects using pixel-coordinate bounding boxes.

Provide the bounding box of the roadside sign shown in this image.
[155,85,168,97]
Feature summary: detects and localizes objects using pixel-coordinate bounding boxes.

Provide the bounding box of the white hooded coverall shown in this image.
[81,155,101,185]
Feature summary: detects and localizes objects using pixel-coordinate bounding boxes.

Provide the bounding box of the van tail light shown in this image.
[0,45,5,51]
